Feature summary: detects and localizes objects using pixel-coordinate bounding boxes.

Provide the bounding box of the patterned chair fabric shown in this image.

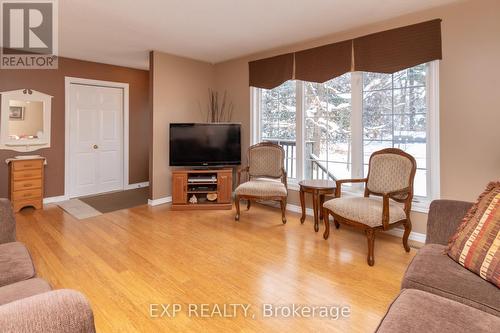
[235,142,288,223]
[248,145,284,179]
[322,148,416,266]
[367,153,414,197]
[324,197,406,227]
[235,179,287,197]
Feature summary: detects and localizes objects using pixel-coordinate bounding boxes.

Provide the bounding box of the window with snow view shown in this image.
[259,80,297,179]
[252,62,439,204]
[362,64,428,197]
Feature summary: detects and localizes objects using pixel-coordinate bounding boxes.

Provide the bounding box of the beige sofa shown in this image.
[0,199,96,333]
[376,200,500,332]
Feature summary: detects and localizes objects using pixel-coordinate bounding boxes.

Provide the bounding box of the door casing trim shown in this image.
[64,76,130,198]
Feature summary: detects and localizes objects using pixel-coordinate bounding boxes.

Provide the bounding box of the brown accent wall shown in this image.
[0,57,150,198]
[214,0,500,234]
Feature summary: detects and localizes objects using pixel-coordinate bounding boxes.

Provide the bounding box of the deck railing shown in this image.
[265,139,336,181]
[308,153,337,181]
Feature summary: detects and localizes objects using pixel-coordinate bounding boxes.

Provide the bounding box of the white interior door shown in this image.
[69,84,124,197]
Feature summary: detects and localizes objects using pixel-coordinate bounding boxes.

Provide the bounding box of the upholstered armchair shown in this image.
[322,148,417,266]
[234,142,288,223]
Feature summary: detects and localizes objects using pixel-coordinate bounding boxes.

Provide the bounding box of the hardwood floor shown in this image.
[15,203,417,332]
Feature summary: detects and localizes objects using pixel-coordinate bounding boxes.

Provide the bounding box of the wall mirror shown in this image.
[0,89,52,152]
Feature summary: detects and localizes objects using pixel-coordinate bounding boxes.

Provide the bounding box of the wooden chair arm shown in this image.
[335,178,367,197]
[281,168,288,189]
[381,187,412,230]
[237,166,249,186]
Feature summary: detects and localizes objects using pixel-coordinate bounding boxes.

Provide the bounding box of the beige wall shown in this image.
[150,51,215,199]
[213,0,500,234]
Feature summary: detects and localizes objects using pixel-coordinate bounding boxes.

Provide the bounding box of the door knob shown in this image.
[93,144,98,149]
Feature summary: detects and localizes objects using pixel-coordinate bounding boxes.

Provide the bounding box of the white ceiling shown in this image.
[59,0,459,69]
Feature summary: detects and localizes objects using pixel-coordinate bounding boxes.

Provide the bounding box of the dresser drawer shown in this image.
[13,178,42,191]
[12,188,42,201]
[12,169,43,180]
[12,160,44,171]
[13,198,42,212]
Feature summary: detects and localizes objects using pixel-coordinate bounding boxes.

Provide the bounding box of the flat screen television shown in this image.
[169,123,241,166]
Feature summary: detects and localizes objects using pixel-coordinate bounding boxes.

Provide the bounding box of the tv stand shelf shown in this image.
[171,168,233,210]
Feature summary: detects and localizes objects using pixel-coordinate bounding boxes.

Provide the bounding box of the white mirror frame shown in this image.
[0,89,52,152]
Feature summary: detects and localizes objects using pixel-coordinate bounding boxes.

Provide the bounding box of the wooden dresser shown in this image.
[8,158,44,212]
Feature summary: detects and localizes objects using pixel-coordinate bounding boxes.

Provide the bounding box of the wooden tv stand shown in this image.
[171,168,233,210]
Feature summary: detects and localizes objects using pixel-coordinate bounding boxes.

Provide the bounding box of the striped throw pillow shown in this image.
[447,181,500,288]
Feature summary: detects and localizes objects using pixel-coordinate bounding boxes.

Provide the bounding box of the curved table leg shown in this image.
[319,194,325,220]
[299,187,306,224]
[312,191,319,232]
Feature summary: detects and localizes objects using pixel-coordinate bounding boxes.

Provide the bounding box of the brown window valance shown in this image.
[353,19,442,73]
[295,39,352,83]
[248,53,294,89]
[248,19,442,88]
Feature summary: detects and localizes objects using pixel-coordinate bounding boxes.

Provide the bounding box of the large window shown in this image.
[260,81,297,178]
[304,74,352,181]
[252,62,439,204]
[362,65,428,197]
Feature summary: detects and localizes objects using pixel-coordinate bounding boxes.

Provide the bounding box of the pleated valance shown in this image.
[249,19,442,89]
[248,53,294,90]
[295,39,352,83]
[353,19,442,73]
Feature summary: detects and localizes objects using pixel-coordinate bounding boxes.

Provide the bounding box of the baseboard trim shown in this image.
[148,196,172,206]
[43,195,69,204]
[385,228,426,243]
[125,182,149,190]
[286,203,314,216]
[286,203,426,244]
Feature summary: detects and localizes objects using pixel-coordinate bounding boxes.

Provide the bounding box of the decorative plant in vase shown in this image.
[201,89,234,122]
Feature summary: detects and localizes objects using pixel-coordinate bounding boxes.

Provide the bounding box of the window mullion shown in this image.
[351,72,363,179]
[296,80,304,181]
[427,61,440,200]
[250,87,261,145]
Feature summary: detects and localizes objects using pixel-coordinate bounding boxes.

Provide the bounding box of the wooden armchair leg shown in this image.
[334,220,340,229]
[323,209,330,240]
[235,196,241,221]
[365,229,376,266]
[402,218,412,252]
[247,200,251,210]
[280,198,287,224]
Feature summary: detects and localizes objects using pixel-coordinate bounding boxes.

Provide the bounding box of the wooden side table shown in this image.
[299,180,336,232]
